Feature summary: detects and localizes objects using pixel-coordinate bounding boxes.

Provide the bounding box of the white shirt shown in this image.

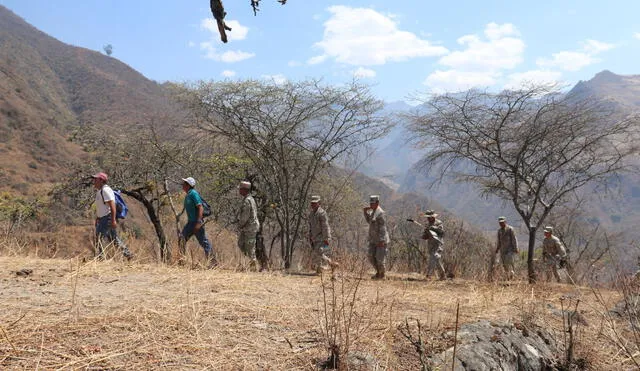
[96,185,115,218]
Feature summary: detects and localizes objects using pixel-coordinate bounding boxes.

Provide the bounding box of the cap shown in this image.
[182,177,196,187]
[369,195,380,203]
[310,195,321,203]
[239,181,251,190]
[92,172,108,182]
[544,226,554,233]
[424,210,438,218]
[498,216,506,222]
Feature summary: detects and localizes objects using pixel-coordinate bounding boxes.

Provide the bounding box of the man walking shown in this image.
[181,177,215,267]
[495,216,519,280]
[308,195,336,274]
[541,226,567,283]
[237,181,260,271]
[92,172,133,260]
[363,195,390,279]
[422,229,446,280]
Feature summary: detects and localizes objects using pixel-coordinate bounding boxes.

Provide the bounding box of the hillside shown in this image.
[0,5,171,195]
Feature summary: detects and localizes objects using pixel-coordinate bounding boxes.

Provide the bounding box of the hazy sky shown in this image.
[2,0,639,102]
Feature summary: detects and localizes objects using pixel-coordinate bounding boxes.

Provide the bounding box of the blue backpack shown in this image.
[101,188,129,219]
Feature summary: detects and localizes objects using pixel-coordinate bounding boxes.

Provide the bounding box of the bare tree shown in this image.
[176,79,389,269]
[407,84,637,283]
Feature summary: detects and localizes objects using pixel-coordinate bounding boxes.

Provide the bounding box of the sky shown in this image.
[1,0,640,103]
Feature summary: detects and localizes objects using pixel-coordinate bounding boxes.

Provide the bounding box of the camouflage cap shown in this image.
[498,216,506,222]
[310,195,321,203]
[544,226,554,233]
[238,181,251,190]
[369,195,380,203]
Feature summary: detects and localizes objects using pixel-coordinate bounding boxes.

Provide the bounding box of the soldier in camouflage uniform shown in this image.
[237,181,260,271]
[363,195,390,279]
[495,216,519,280]
[423,210,445,240]
[422,229,446,280]
[308,195,336,274]
[541,226,567,282]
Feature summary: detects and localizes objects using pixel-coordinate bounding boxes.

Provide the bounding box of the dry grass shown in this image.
[0,252,631,370]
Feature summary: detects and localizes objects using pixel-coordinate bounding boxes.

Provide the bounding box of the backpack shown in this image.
[201,198,212,217]
[101,188,128,219]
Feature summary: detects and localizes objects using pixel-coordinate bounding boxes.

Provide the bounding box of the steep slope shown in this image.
[569,70,640,111]
[0,5,171,194]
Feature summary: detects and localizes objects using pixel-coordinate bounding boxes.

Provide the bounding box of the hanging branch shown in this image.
[210,0,232,43]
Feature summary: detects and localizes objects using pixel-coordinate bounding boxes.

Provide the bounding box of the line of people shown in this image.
[91,173,568,281]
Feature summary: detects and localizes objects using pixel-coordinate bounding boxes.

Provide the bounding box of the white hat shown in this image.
[239,181,251,190]
[369,195,380,203]
[310,195,321,203]
[182,177,196,187]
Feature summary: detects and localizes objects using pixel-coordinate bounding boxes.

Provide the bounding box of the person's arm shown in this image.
[377,213,387,247]
[430,221,444,237]
[363,207,372,223]
[107,200,117,228]
[320,211,331,245]
[194,204,204,231]
[238,198,249,229]
[557,240,567,258]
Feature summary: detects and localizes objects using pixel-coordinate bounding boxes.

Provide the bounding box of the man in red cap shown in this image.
[92,172,133,260]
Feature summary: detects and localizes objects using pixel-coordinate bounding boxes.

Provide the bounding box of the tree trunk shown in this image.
[122,190,170,263]
[527,227,537,284]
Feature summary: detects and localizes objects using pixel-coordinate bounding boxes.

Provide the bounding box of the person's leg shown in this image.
[553,265,562,283]
[238,231,257,270]
[104,225,132,259]
[312,241,323,273]
[182,222,195,242]
[434,250,446,280]
[194,226,212,257]
[426,250,435,278]
[95,216,109,260]
[502,252,515,280]
[376,244,388,279]
[368,243,378,278]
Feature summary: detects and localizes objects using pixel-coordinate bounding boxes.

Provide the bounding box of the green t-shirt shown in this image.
[184,188,203,222]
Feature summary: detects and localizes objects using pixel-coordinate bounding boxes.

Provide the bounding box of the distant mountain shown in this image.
[569,70,640,111]
[0,5,172,194]
[393,71,640,236]
[360,101,420,189]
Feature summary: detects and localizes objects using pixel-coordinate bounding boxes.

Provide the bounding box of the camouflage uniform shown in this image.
[364,202,390,278]
[542,234,567,282]
[238,193,260,264]
[425,218,445,240]
[496,224,518,279]
[309,205,332,272]
[422,230,445,279]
